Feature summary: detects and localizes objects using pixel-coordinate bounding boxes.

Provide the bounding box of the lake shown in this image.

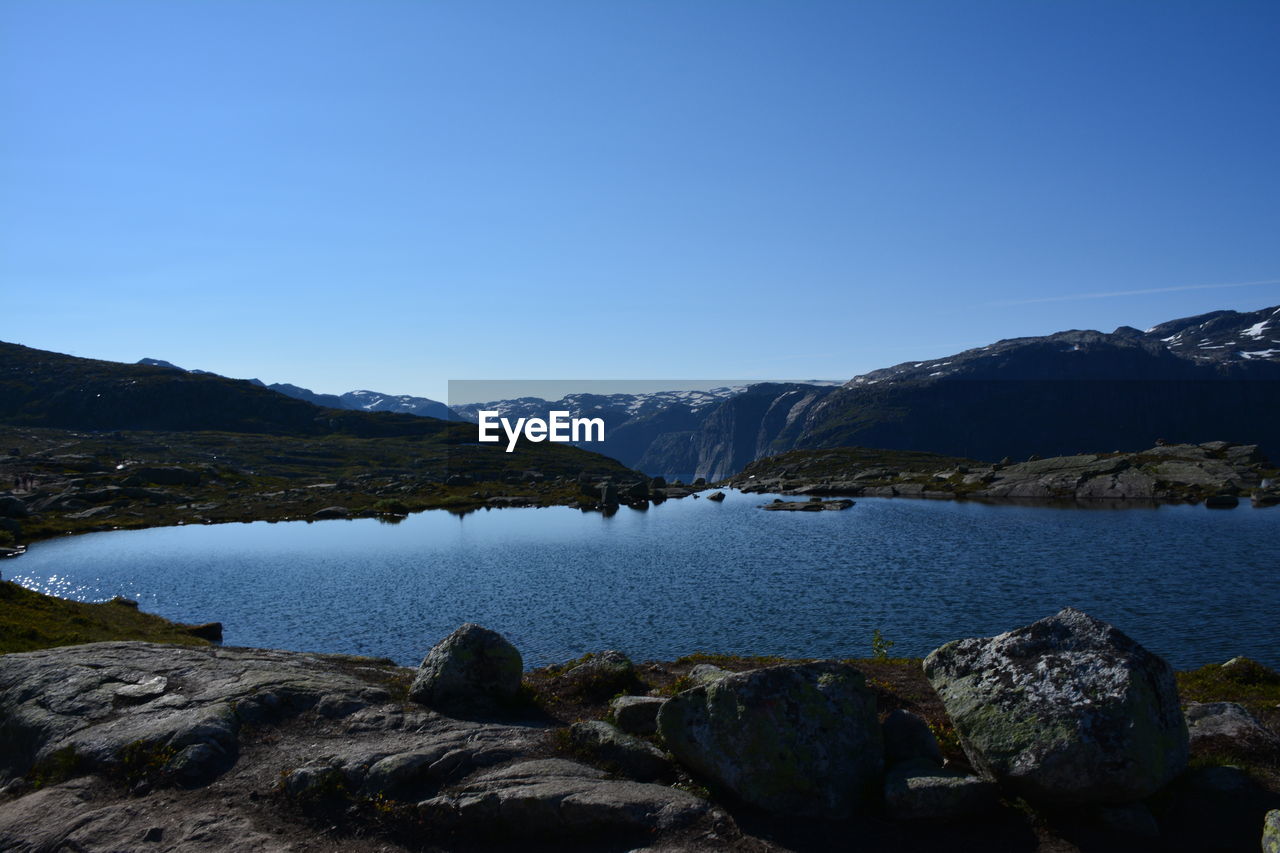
[8,491,1278,670]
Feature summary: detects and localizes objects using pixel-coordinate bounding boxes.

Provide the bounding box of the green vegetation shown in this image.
[871,628,896,660]
[30,745,88,789]
[1177,660,1280,725]
[117,739,178,788]
[0,582,210,654]
[672,651,796,668]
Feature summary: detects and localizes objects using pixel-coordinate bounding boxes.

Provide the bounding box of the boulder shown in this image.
[1185,701,1280,759]
[687,663,731,686]
[882,709,943,766]
[610,695,666,735]
[559,650,636,700]
[657,661,882,818]
[1265,810,1280,853]
[883,757,998,821]
[408,623,523,713]
[311,506,349,519]
[568,721,671,781]
[706,491,726,502]
[923,608,1188,804]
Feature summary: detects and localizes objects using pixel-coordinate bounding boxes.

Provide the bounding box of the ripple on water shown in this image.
[9,491,1279,669]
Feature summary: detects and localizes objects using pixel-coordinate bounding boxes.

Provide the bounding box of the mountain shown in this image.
[782,305,1280,463]
[1144,306,1280,364]
[83,303,1280,478]
[512,305,1280,479]
[450,388,751,480]
[135,359,457,421]
[1,341,636,488]
[4,341,472,439]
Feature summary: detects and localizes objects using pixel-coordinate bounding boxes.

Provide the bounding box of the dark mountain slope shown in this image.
[135,359,457,421]
[2,341,447,438]
[791,312,1280,462]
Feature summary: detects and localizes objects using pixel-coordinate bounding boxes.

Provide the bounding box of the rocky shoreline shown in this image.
[2,610,1277,852]
[734,441,1280,507]
[4,432,1275,560]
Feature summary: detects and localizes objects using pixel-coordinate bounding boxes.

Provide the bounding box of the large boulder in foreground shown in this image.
[408,623,523,713]
[1264,809,1280,853]
[657,661,881,818]
[923,608,1188,804]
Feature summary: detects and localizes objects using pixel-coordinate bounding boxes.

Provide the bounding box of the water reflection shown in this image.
[9,491,1279,670]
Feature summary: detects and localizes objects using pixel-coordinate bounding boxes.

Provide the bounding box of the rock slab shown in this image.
[418,759,707,837]
[883,757,998,821]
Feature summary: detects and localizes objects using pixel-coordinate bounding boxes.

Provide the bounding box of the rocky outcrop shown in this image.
[417,759,708,838]
[557,650,637,700]
[0,642,394,787]
[0,641,712,852]
[2,617,1275,851]
[657,661,881,818]
[738,441,1277,506]
[610,695,665,735]
[567,721,671,782]
[687,663,731,686]
[408,623,523,713]
[883,758,998,821]
[1185,701,1280,759]
[758,497,854,511]
[923,608,1189,804]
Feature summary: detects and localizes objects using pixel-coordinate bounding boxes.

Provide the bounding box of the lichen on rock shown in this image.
[923,607,1189,804]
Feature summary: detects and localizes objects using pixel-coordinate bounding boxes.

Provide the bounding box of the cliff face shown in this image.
[688,383,837,482]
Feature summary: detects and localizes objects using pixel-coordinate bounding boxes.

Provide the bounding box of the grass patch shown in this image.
[0,582,210,654]
[1177,661,1280,714]
[30,745,89,789]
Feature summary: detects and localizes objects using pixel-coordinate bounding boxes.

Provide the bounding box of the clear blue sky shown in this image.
[3,1,1278,401]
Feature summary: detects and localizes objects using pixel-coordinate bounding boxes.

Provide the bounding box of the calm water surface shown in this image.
[9,491,1278,669]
